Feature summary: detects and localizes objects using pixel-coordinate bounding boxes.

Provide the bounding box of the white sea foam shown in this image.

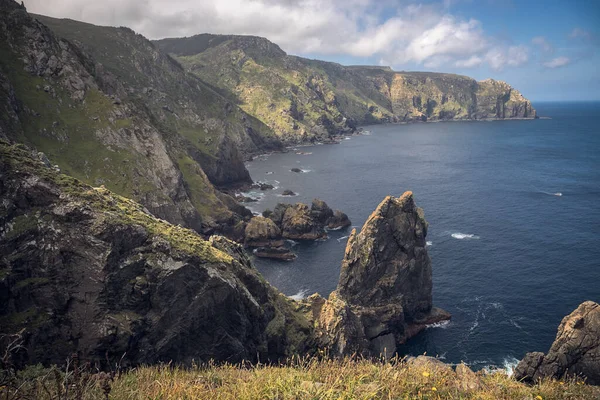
[426,320,450,329]
[301,169,312,173]
[451,233,480,240]
[483,356,520,377]
[289,289,309,301]
[344,137,351,140]
[265,171,274,175]
[337,235,350,242]
[426,241,433,246]
[325,225,345,231]
[286,239,298,247]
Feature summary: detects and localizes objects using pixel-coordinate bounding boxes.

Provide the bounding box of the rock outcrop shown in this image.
[304,192,450,357]
[514,301,600,385]
[0,141,310,366]
[264,200,351,241]
[244,216,295,260]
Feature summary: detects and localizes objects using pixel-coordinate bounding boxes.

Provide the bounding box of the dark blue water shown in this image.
[244,102,600,371]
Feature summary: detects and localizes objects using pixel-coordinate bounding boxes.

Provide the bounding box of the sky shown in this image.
[24,0,600,101]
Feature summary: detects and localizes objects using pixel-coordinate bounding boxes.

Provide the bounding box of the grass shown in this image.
[0,141,231,264]
[2,356,597,400]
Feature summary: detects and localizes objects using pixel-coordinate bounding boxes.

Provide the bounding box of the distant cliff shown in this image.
[156,34,536,144]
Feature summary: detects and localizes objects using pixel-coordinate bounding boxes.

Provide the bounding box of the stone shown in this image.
[291,167,302,173]
[282,189,296,196]
[244,216,284,248]
[514,301,600,385]
[281,203,327,240]
[455,363,481,391]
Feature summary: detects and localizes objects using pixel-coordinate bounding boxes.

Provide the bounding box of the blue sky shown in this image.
[27,0,600,101]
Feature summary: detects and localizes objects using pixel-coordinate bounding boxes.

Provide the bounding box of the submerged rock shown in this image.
[306,192,450,357]
[514,301,600,385]
[282,189,296,196]
[291,168,302,173]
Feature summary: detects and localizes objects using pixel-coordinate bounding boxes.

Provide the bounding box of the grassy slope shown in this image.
[5,357,598,399]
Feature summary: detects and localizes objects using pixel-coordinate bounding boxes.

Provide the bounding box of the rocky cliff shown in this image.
[1,143,448,365]
[0,0,283,239]
[515,301,600,385]
[0,141,311,366]
[156,34,536,144]
[302,192,450,357]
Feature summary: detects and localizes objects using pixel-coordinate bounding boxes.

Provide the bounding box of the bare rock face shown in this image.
[306,192,449,357]
[514,301,600,385]
[0,142,310,366]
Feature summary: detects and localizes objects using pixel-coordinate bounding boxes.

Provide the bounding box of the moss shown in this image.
[0,141,232,264]
[14,277,50,290]
[4,214,39,239]
[0,307,48,330]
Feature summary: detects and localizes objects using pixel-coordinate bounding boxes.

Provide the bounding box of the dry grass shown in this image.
[2,356,598,400]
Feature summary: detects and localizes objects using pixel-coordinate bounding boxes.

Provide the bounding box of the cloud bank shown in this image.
[25,0,530,71]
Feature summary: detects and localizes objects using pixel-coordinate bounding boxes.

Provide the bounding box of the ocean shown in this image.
[243,102,600,371]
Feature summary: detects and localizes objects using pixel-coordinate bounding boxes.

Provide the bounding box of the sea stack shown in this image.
[306,192,450,357]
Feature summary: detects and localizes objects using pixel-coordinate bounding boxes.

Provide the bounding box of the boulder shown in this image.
[514,301,600,385]
[281,203,326,240]
[282,189,296,196]
[327,210,351,230]
[244,216,284,248]
[291,167,302,173]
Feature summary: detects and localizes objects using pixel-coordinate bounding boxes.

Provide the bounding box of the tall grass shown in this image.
[2,355,598,399]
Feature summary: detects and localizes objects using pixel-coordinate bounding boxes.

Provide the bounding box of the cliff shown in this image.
[0,141,310,365]
[0,0,282,239]
[155,34,536,144]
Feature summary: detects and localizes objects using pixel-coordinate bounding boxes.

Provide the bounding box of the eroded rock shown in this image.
[514,301,600,385]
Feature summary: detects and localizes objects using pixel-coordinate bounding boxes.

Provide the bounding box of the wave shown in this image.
[337,235,349,242]
[265,171,274,175]
[344,137,351,140]
[536,189,563,197]
[286,239,298,247]
[426,241,433,247]
[426,320,450,329]
[451,233,480,240]
[483,356,520,377]
[301,169,312,173]
[289,289,309,301]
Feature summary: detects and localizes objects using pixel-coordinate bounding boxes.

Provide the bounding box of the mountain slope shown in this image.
[0,140,310,365]
[156,34,536,143]
[0,0,280,236]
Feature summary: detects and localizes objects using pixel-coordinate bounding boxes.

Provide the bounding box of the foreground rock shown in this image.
[303,192,450,357]
[0,142,310,366]
[514,301,600,385]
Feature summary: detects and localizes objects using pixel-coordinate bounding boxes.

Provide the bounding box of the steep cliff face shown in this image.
[156,34,537,144]
[515,301,600,385]
[0,0,280,237]
[0,141,311,366]
[304,192,450,357]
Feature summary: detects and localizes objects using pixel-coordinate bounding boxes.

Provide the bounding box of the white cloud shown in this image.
[24,0,531,71]
[532,36,553,53]
[569,28,591,40]
[484,45,529,70]
[543,57,571,68]
[455,55,483,68]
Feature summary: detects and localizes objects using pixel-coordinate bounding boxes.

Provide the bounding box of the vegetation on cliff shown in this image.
[2,355,598,399]
[156,34,537,145]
